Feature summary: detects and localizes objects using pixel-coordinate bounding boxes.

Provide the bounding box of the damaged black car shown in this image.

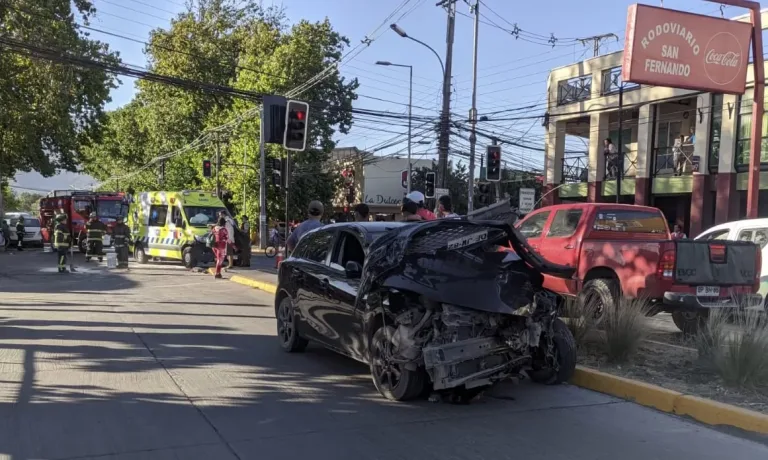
[274,219,577,402]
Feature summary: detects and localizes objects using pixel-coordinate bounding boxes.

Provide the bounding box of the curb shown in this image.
[206,268,277,294]
[571,366,768,435]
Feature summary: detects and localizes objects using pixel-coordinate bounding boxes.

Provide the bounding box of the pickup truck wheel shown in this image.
[370,326,426,401]
[529,318,577,385]
[672,310,707,335]
[579,278,618,322]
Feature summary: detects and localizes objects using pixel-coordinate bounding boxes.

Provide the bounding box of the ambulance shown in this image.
[127,191,229,268]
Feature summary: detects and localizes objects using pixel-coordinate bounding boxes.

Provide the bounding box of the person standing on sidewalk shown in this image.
[437,195,458,218]
[218,210,236,269]
[212,216,229,279]
[15,215,25,251]
[286,200,324,252]
[354,203,370,222]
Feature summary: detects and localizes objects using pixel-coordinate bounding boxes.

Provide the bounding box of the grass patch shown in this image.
[561,297,599,348]
[601,297,650,364]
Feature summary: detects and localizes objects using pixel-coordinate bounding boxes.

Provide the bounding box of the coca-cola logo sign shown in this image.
[703,32,744,87]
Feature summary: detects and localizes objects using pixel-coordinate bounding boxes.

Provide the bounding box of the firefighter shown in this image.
[113,215,131,268]
[53,214,71,273]
[83,212,106,262]
[15,215,25,251]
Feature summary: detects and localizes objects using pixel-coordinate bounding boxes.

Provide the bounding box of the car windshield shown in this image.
[10,218,40,227]
[97,200,125,218]
[184,206,227,227]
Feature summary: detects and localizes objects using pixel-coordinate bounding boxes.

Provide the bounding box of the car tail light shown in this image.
[657,249,675,280]
[709,243,727,264]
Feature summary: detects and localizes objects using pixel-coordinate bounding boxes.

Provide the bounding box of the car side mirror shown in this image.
[345,261,362,279]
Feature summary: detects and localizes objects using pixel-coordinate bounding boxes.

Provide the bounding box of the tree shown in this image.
[410,161,470,215]
[0,1,119,194]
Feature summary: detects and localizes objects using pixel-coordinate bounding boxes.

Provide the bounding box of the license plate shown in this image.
[103,235,111,245]
[696,286,720,297]
[446,231,488,250]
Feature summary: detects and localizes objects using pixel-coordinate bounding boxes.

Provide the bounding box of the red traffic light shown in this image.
[203,160,211,167]
[296,111,305,121]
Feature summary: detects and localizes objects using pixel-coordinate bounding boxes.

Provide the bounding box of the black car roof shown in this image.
[322,221,408,233]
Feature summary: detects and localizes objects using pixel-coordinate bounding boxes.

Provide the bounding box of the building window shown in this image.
[735,89,768,171]
[557,75,592,105]
[708,94,723,173]
[601,67,640,95]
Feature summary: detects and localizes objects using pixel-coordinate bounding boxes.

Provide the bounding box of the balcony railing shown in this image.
[561,155,588,183]
[557,76,592,105]
[604,150,637,179]
[601,67,640,95]
[653,145,695,177]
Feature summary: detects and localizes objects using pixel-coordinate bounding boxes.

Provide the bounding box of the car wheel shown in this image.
[579,278,618,322]
[134,245,148,264]
[672,310,707,335]
[529,318,577,385]
[276,296,308,352]
[78,237,87,254]
[370,325,426,401]
[182,247,196,269]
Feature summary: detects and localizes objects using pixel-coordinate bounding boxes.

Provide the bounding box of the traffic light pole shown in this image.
[467,0,480,212]
[437,0,456,189]
[259,105,268,250]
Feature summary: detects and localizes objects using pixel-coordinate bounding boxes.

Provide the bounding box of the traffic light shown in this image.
[486,145,502,181]
[283,100,309,151]
[272,158,283,188]
[477,183,490,206]
[202,159,212,178]
[344,169,356,204]
[425,172,436,198]
[263,95,287,144]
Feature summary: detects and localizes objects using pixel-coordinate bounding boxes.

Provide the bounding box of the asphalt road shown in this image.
[0,250,767,460]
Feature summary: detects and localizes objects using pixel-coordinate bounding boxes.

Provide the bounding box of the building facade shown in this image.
[543,10,768,236]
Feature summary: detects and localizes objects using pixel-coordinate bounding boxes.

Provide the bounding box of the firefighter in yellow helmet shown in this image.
[53,214,71,273]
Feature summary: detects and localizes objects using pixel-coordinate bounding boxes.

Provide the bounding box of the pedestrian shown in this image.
[671,224,687,240]
[354,203,370,222]
[212,216,228,279]
[113,215,131,269]
[686,126,696,145]
[218,210,236,269]
[1,218,10,251]
[82,212,106,262]
[241,215,250,237]
[437,195,458,218]
[15,215,25,251]
[53,213,71,273]
[672,135,686,176]
[604,138,618,179]
[286,200,325,252]
[401,200,423,222]
[405,191,436,221]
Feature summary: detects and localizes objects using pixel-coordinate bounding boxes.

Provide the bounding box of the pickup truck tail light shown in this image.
[709,243,727,263]
[657,249,675,280]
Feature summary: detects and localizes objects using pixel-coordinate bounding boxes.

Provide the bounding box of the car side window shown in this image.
[330,232,365,271]
[149,205,168,227]
[518,211,550,238]
[546,209,583,238]
[700,229,729,241]
[303,231,333,263]
[171,205,183,227]
[738,228,768,248]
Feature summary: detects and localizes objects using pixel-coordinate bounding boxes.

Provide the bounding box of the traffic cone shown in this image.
[275,247,284,268]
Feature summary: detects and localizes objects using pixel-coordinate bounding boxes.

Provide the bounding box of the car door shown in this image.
[292,229,339,347]
[735,226,768,302]
[539,207,583,293]
[325,229,367,361]
[516,209,552,254]
[147,204,169,257]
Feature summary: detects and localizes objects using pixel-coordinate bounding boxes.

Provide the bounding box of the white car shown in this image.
[4,212,43,247]
[696,218,768,307]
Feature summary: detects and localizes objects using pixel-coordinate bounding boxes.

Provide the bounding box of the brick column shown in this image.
[690,94,712,237]
[587,112,609,202]
[543,120,565,206]
[634,104,654,205]
[715,94,739,224]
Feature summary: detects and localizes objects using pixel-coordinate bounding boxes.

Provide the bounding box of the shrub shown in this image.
[561,297,599,347]
[692,308,729,359]
[707,309,768,390]
[601,297,650,363]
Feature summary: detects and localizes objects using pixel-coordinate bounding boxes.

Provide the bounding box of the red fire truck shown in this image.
[39,190,128,253]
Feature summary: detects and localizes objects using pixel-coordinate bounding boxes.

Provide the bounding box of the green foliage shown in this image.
[410,162,469,214]
[1,186,21,214]
[80,0,358,224]
[0,0,119,179]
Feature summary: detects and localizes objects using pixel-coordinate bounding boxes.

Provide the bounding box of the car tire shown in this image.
[579,278,619,322]
[672,310,707,335]
[529,318,577,385]
[370,325,427,401]
[134,245,148,264]
[78,237,87,254]
[182,247,196,269]
[276,296,308,352]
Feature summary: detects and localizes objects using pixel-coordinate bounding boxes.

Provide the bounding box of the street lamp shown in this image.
[376,60,414,194]
[388,24,445,76]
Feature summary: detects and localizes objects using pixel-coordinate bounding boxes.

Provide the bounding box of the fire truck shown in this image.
[39,190,129,253]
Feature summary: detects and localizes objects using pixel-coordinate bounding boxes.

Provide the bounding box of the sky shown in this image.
[12,0,736,193]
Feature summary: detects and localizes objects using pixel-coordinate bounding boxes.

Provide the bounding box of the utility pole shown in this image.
[258,105,268,250]
[467,0,480,212]
[577,33,619,57]
[616,84,624,204]
[492,138,501,203]
[215,135,222,199]
[437,0,457,189]
[284,152,290,239]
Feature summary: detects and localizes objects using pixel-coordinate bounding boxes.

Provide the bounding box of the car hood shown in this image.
[357,219,573,315]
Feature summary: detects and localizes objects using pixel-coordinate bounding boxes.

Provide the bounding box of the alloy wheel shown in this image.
[277,300,295,346]
[371,327,402,392]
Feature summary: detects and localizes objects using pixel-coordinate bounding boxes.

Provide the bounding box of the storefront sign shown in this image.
[622,4,752,94]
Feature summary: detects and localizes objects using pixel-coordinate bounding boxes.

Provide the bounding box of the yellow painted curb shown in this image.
[204,268,278,294]
[572,366,768,435]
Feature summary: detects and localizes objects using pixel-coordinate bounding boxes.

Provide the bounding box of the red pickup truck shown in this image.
[513,203,761,333]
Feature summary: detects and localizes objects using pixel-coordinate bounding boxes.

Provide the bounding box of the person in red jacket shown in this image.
[212,216,229,279]
[405,191,436,221]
